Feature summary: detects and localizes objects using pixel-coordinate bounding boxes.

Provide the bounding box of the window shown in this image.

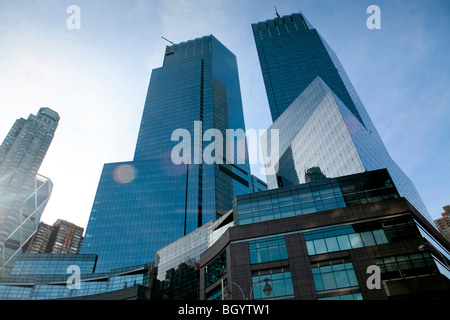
[252,267,294,300]
[375,252,439,281]
[205,250,227,287]
[312,262,358,292]
[305,225,389,255]
[249,236,288,264]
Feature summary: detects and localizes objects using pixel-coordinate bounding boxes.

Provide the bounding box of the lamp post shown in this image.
[418,242,450,269]
[221,278,272,300]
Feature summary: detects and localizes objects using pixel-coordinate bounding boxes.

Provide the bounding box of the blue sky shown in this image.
[0,0,449,229]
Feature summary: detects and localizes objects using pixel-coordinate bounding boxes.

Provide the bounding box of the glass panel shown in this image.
[360,231,376,246]
[306,241,316,255]
[257,249,269,263]
[372,229,389,244]
[279,245,288,260]
[321,272,337,290]
[313,274,324,291]
[284,277,294,295]
[349,233,363,248]
[346,269,359,286]
[268,246,281,261]
[336,235,351,250]
[334,270,350,288]
[249,250,258,264]
[313,239,327,254]
[325,237,340,252]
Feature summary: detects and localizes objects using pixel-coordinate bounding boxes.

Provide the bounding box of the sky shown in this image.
[0,0,449,231]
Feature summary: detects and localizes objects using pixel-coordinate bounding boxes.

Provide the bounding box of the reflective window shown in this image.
[252,267,294,300]
[205,250,227,287]
[312,262,358,292]
[235,170,401,226]
[249,236,288,264]
[305,225,388,255]
[375,252,440,281]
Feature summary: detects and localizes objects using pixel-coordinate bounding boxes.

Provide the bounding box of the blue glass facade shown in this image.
[252,13,363,124]
[0,253,150,300]
[10,253,97,276]
[252,12,432,225]
[82,35,253,273]
[234,169,400,226]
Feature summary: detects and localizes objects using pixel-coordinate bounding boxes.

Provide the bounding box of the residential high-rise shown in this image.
[24,221,53,254]
[252,12,432,225]
[435,206,450,244]
[0,108,58,275]
[49,219,83,254]
[81,35,254,273]
[25,219,84,254]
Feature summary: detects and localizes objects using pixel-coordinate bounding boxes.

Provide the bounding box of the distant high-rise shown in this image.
[82,35,254,273]
[0,108,59,275]
[252,12,432,224]
[435,206,450,244]
[25,219,84,254]
[24,221,53,254]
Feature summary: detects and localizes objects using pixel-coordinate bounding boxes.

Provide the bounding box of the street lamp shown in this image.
[221,278,272,300]
[418,242,450,269]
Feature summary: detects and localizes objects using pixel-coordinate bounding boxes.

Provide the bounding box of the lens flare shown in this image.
[113,164,136,184]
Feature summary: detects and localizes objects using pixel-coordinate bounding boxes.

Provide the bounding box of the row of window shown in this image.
[205,216,446,300]
[375,252,438,281]
[249,236,288,264]
[305,227,389,256]
[312,262,358,292]
[0,273,148,300]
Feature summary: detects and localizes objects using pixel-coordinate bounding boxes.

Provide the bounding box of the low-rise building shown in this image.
[200,169,450,300]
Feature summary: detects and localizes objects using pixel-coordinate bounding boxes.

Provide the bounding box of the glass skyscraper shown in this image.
[82,35,254,273]
[0,108,58,276]
[252,12,432,224]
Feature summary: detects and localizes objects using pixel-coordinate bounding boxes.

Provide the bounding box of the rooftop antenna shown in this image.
[161,36,175,45]
[274,5,280,18]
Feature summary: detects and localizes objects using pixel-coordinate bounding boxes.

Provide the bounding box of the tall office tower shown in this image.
[25,219,84,254]
[82,35,254,273]
[252,12,432,224]
[0,107,59,275]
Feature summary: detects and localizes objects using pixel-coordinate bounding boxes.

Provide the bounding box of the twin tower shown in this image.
[81,12,431,273]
